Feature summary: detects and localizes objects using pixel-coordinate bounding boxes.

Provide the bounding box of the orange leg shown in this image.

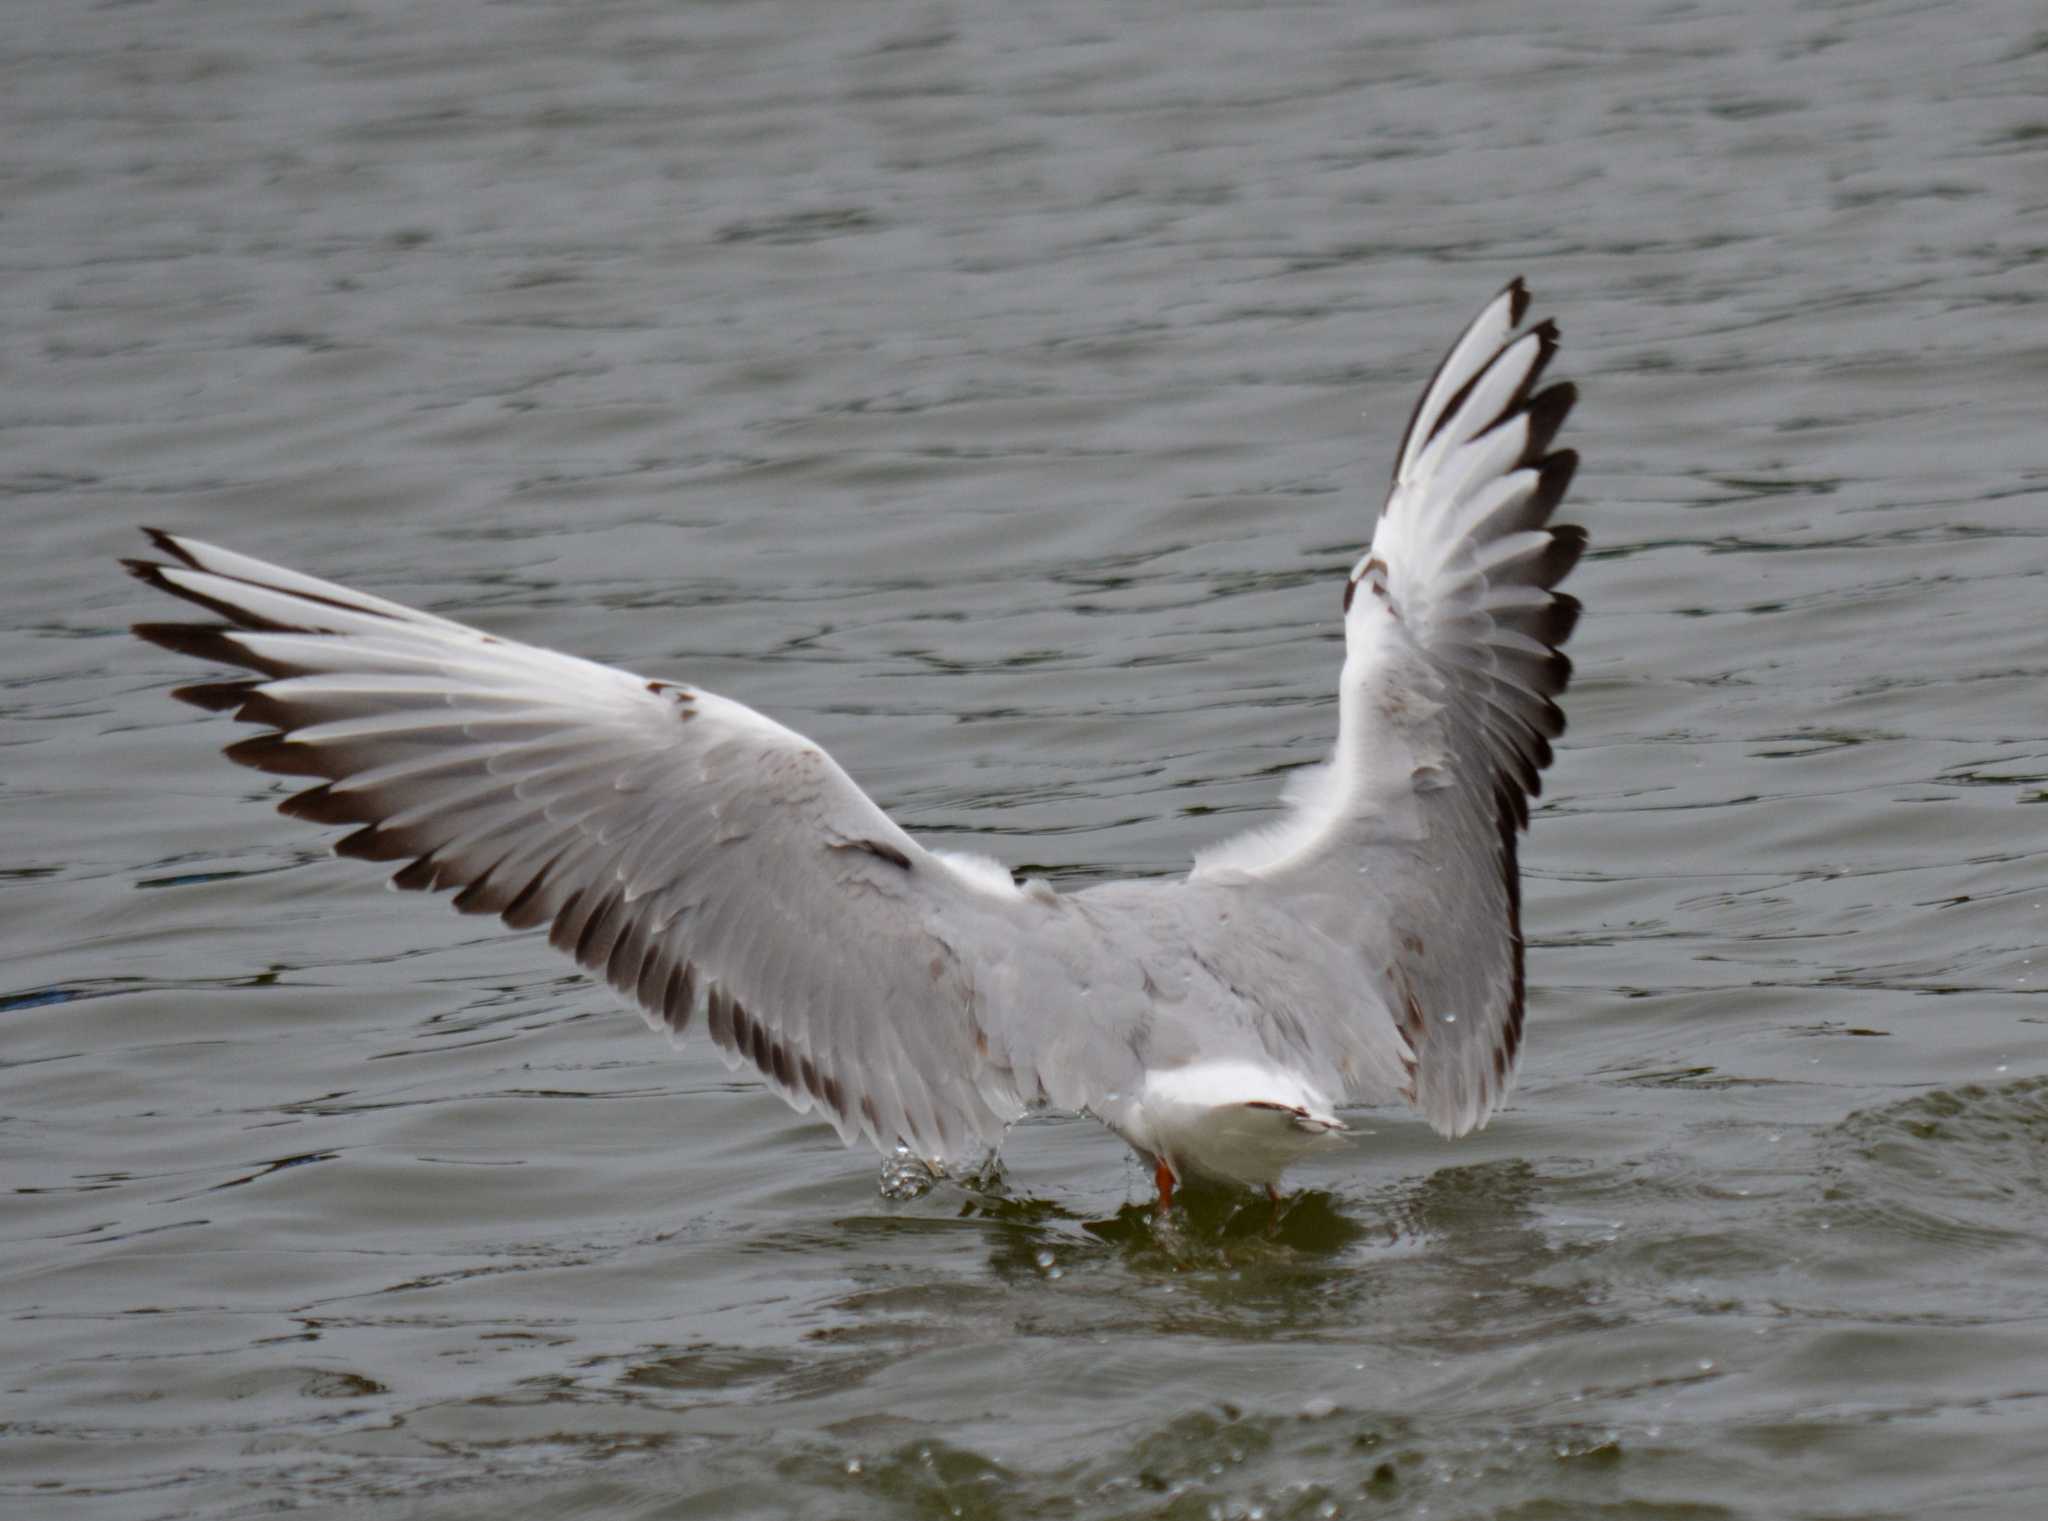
[1154,1157,1175,1209]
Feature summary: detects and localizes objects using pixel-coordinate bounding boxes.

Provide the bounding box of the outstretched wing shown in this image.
[125,531,1075,1163]
[1193,279,1584,1137]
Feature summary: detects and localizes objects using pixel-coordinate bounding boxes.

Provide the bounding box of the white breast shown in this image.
[1124,1060,1348,1190]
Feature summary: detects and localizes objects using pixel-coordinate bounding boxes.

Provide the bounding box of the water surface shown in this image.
[5,1,2046,1516]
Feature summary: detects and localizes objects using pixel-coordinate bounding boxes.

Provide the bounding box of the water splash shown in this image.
[877,1144,942,1201]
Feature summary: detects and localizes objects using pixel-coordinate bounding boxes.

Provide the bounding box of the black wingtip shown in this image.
[134,620,235,661]
[1505,276,1531,327]
[1538,523,1589,588]
[170,678,264,713]
[224,731,330,777]
[1533,449,1579,516]
[1540,591,1583,649]
[1520,382,1578,465]
[1493,449,1579,539]
[139,526,201,568]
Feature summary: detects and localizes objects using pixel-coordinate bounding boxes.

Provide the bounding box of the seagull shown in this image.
[126,279,1581,1206]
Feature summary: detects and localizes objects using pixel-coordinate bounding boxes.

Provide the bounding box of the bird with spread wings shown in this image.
[128,280,1581,1204]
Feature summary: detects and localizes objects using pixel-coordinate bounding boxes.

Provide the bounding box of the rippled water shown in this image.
[6,1,2046,1516]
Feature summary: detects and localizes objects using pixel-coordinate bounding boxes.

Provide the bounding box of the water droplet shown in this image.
[1697,1359,1714,1373]
[1441,1013,1457,1024]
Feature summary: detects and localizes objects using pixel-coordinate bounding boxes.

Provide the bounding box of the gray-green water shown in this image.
[5,1,2046,1516]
